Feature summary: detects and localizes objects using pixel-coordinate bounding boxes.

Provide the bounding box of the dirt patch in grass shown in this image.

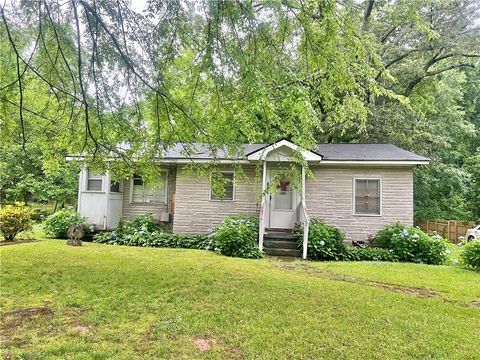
[194,337,216,352]
[467,301,480,308]
[0,239,39,246]
[2,307,53,322]
[62,305,91,333]
[72,325,90,333]
[279,263,441,298]
[192,337,245,358]
[1,307,54,346]
[368,281,439,298]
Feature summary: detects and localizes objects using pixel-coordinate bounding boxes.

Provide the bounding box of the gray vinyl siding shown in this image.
[305,166,414,242]
[121,168,176,221]
[172,165,261,233]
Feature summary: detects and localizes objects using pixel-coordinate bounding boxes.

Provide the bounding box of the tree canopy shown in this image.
[1,0,479,220]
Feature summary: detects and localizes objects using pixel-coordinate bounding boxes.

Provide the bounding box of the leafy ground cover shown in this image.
[1,236,479,359]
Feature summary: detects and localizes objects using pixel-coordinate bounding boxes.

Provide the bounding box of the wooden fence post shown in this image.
[426,220,429,233]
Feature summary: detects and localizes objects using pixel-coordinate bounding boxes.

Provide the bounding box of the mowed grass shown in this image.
[1,239,479,359]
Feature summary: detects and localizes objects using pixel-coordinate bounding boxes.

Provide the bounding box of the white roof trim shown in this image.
[319,160,430,166]
[246,139,323,161]
[66,156,251,165]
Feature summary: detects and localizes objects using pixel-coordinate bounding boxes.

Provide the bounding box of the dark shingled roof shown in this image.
[163,143,429,162]
[315,143,429,162]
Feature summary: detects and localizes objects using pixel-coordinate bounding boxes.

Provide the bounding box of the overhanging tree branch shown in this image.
[405,63,476,96]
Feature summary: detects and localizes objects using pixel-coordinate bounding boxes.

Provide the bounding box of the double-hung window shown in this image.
[87,171,103,191]
[131,172,167,204]
[210,171,234,201]
[354,179,381,215]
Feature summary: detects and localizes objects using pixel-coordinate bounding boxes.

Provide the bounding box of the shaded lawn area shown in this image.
[1,239,479,359]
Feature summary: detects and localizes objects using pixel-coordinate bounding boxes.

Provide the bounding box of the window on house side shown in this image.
[354,179,381,215]
[131,173,166,203]
[110,180,121,193]
[87,170,103,191]
[210,172,234,201]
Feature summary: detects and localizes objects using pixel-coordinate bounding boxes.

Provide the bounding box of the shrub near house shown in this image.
[93,214,213,250]
[212,215,262,259]
[461,240,480,271]
[371,222,448,265]
[43,209,93,239]
[302,219,398,262]
[94,214,262,259]
[302,219,448,265]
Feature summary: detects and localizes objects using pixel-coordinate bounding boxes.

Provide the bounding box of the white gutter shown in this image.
[318,160,430,166]
[67,157,429,166]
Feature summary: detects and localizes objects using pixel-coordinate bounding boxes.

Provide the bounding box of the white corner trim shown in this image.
[247,139,323,161]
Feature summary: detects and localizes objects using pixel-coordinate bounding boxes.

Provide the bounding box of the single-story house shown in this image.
[75,139,429,258]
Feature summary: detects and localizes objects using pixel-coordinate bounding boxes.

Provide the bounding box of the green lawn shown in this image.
[1,237,479,359]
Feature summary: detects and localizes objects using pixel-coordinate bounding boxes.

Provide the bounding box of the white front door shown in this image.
[268,170,297,229]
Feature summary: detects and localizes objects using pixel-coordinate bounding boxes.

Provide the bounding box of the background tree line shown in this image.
[0,0,479,221]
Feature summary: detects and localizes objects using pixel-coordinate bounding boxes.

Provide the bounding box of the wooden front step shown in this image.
[263,239,298,249]
[264,232,300,241]
[263,247,302,257]
[263,233,301,257]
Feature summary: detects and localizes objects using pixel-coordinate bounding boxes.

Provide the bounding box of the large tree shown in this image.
[1,0,479,220]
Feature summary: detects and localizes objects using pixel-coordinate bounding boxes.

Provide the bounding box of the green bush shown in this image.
[345,247,398,262]
[94,230,213,250]
[120,213,161,234]
[461,241,480,271]
[370,221,404,248]
[30,207,53,222]
[301,218,347,261]
[0,203,33,241]
[213,215,262,259]
[43,209,93,238]
[374,225,448,265]
[94,213,213,250]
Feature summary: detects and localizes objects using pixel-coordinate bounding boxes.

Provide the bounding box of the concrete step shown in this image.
[263,239,298,249]
[264,247,302,257]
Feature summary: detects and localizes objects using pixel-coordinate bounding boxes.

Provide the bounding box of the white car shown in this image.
[466,225,480,241]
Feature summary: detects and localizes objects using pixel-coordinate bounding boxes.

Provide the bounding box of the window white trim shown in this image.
[352,178,382,217]
[109,179,123,193]
[129,170,168,204]
[209,171,235,202]
[85,169,104,192]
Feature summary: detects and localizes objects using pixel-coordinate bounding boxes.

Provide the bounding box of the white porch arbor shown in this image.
[246,139,323,259]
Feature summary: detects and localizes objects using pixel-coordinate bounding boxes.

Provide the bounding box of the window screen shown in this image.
[210,172,234,200]
[354,179,381,215]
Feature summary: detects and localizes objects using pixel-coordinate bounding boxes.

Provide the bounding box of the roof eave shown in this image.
[318,160,430,166]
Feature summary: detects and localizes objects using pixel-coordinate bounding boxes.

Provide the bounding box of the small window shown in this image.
[87,170,103,191]
[210,171,234,201]
[110,180,121,193]
[354,179,381,215]
[131,173,166,203]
